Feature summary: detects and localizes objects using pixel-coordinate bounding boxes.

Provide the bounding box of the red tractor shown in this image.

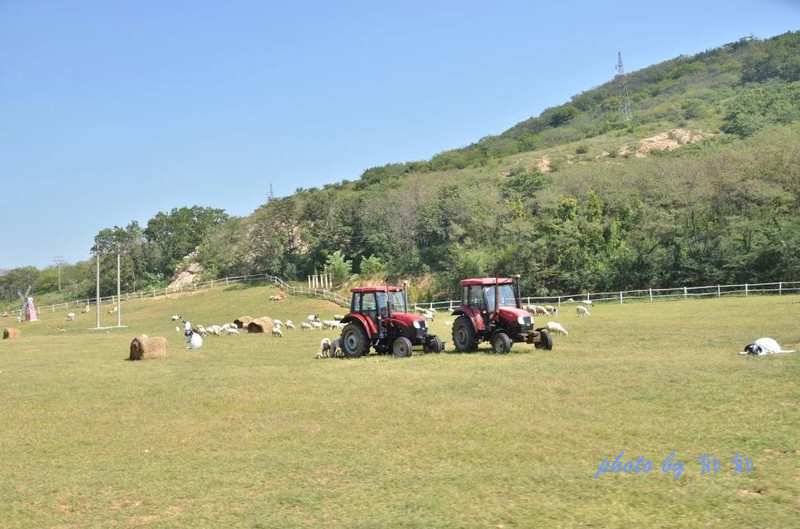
[339,285,445,358]
[451,277,553,353]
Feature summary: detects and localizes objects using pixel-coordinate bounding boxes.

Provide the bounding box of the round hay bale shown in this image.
[234,316,254,329]
[247,317,274,334]
[129,336,169,360]
[3,328,22,339]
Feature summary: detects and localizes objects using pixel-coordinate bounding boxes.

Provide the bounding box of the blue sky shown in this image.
[2,1,798,270]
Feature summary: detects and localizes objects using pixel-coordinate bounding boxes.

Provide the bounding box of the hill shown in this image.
[2,31,800,305]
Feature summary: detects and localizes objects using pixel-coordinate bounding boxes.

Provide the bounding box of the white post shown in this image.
[684,286,688,299]
[745,283,749,296]
[717,285,721,297]
[116,252,122,327]
[779,282,782,295]
[619,291,623,304]
[649,288,653,302]
[95,253,101,329]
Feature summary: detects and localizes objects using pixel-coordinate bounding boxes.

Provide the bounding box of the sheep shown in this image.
[534,306,550,316]
[226,327,240,336]
[329,338,342,358]
[307,314,320,322]
[81,305,91,313]
[301,321,313,330]
[187,331,203,350]
[316,337,342,358]
[544,305,558,316]
[322,320,339,330]
[311,321,323,331]
[285,320,295,330]
[545,321,568,336]
[740,337,795,355]
[272,327,283,338]
[576,306,590,317]
[581,300,594,306]
[171,314,181,321]
[175,326,181,334]
[333,314,345,321]
[273,319,283,328]
[422,310,435,321]
[318,337,332,358]
[66,312,75,321]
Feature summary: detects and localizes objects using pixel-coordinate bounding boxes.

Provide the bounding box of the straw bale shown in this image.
[3,328,21,339]
[234,316,254,328]
[247,316,274,333]
[129,335,169,360]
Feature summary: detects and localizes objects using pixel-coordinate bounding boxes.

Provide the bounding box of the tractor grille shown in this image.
[522,316,532,328]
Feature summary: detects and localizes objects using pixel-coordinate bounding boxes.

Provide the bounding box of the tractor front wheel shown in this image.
[534,329,553,350]
[392,337,413,357]
[341,324,369,358]
[452,315,478,352]
[491,332,512,354]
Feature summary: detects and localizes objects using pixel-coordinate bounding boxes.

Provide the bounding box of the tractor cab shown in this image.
[452,277,553,353]
[340,285,444,358]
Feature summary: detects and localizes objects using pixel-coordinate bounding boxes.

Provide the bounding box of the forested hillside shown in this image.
[3,31,799,306]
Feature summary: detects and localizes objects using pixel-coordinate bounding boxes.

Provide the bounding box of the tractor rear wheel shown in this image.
[491,332,512,354]
[534,329,553,350]
[341,323,369,358]
[452,315,478,352]
[392,337,413,357]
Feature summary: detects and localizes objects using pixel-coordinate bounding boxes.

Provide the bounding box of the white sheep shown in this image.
[322,319,339,330]
[301,321,313,330]
[227,327,240,336]
[285,320,295,330]
[187,331,203,349]
[544,305,558,316]
[307,314,320,322]
[423,310,435,321]
[273,319,283,327]
[311,321,323,331]
[581,299,594,306]
[66,312,75,321]
[171,314,181,321]
[576,306,590,317]
[545,321,568,336]
[318,337,332,358]
[272,326,283,337]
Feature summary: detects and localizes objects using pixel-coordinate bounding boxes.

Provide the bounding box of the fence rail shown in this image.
[414,281,800,313]
[26,273,349,316]
[23,278,800,317]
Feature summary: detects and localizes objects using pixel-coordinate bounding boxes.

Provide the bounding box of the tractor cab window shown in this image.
[464,285,484,310]
[497,284,517,307]
[361,293,377,320]
[375,292,389,318]
[388,291,407,314]
[483,287,496,312]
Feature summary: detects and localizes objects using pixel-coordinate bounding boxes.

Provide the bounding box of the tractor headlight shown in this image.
[413,320,422,329]
[517,316,526,325]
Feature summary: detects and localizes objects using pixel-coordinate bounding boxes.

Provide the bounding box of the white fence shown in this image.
[29,273,350,315]
[413,280,800,313]
[27,278,800,317]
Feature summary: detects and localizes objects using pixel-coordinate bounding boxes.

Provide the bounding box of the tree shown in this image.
[325,250,352,285]
[144,206,229,276]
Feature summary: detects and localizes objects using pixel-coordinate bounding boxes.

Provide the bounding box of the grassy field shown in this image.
[1,283,798,528]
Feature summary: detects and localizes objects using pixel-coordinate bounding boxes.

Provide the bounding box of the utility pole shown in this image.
[54,256,64,291]
[616,52,633,123]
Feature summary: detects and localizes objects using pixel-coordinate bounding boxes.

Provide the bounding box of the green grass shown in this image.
[1,285,799,528]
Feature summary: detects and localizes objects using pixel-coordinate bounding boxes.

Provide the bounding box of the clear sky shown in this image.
[2,0,798,270]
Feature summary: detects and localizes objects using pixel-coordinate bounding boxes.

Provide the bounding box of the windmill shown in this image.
[17,286,38,322]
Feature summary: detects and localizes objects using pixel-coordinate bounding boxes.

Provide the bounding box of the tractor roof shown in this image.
[459,277,516,286]
[350,285,403,293]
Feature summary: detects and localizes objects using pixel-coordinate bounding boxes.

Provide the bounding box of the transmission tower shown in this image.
[615,52,633,123]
